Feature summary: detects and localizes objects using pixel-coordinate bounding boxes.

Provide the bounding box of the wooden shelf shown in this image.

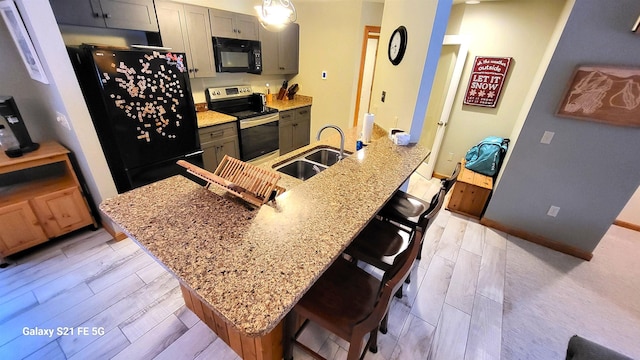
[0,141,97,257]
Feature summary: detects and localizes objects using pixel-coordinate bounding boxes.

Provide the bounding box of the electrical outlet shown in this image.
[547,205,560,217]
[541,131,555,144]
[448,152,454,161]
[56,111,70,131]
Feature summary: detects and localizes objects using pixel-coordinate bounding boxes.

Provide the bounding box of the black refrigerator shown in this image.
[68,45,203,193]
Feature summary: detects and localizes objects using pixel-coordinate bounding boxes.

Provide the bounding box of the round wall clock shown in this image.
[388,26,408,66]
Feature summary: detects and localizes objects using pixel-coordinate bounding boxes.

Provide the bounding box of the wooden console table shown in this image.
[0,141,97,256]
[446,160,493,219]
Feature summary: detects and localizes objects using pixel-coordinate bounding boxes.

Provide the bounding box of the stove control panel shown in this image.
[206,85,254,102]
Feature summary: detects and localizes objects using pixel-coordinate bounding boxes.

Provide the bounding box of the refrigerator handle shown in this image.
[185,150,204,158]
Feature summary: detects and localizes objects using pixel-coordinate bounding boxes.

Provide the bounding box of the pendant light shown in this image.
[256,0,297,32]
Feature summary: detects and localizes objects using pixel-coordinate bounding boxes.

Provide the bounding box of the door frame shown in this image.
[422,35,469,179]
[353,26,381,127]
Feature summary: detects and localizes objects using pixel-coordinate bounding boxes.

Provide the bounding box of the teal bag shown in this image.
[464,136,509,176]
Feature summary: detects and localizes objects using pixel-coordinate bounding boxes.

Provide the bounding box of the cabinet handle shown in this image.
[279,67,285,70]
[189,69,194,73]
[299,110,308,115]
[238,29,241,34]
[194,68,199,73]
[233,29,237,33]
[93,12,101,18]
[103,13,112,19]
[209,130,224,138]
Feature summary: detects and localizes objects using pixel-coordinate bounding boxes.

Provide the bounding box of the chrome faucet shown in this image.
[316,125,345,161]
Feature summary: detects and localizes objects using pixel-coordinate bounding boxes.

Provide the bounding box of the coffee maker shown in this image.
[0,96,39,157]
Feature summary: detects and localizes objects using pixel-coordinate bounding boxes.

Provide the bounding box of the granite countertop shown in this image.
[194,94,311,129]
[196,110,237,128]
[99,127,429,337]
[266,94,312,111]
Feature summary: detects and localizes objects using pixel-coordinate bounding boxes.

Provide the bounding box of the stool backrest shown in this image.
[357,215,422,333]
[417,187,447,232]
[442,162,461,193]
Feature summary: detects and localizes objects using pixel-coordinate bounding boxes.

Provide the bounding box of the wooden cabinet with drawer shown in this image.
[446,160,493,219]
[0,142,97,257]
[198,122,240,171]
[279,106,311,155]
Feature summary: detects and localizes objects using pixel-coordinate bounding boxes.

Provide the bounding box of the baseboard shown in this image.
[480,218,593,261]
[613,220,640,232]
[432,172,447,180]
[101,221,128,242]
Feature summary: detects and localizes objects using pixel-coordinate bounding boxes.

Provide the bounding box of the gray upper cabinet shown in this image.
[50,0,158,32]
[209,9,259,41]
[260,23,299,75]
[156,1,216,78]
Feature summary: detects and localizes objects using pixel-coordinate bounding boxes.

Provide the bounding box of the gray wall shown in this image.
[484,0,640,253]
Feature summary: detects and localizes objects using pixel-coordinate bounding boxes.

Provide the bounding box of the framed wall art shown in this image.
[557,65,640,127]
[463,56,512,108]
[0,0,48,84]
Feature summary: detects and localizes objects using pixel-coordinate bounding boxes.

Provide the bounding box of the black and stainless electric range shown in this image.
[206,85,279,162]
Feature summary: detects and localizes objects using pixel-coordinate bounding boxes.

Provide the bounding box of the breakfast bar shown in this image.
[99,126,430,359]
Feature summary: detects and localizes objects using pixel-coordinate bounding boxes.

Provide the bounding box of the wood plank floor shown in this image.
[0,173,506,359]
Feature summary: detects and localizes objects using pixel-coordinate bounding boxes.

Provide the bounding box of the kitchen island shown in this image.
[99,126,429,359]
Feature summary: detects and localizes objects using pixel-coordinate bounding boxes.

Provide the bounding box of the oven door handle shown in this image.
[239,113,279,129]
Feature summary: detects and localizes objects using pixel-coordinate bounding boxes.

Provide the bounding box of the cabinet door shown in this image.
[0,201,48,257]
[218,137,240,161]
[50,0,106,28]
[235,14,259,41]
[292,107,311,150]
[99,0,158,31]
[279,110,295,155]
[278,23,299,74]
[184,5,216,78]
[201,141,219,172]
[156,2,191,56]
[259,26,280,75]
[209,9,237,38]
[31,187,94,239]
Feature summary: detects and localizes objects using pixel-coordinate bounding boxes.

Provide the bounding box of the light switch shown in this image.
[540,131,555,144]
[321,71,327,79]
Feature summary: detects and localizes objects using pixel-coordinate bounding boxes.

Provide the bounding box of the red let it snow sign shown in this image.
[463,56,512,108]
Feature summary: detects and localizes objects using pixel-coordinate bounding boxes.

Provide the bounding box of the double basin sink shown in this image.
[273,147,350,181]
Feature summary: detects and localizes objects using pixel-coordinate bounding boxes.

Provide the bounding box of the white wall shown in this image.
[290,0,378,138]
[617,186,640,227]
[484,0,640,253]
[431,0,566,177]
[1,0,118,218]
[369,0,444,135]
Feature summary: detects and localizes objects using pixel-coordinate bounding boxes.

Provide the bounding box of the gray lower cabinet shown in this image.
[199,122,240,172]
[279,106,311,155]
[49,0,158,32]
[260,23,299,75]
[156,1,216,78]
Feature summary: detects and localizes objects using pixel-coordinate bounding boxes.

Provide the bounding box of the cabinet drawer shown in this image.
[198,122,238,143]
[278,110,294,124]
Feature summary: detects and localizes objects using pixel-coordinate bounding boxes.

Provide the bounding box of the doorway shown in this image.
[353,26,380,128]
[418,35,468,179]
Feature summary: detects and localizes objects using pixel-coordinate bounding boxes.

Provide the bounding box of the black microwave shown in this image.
[212,37,262,74]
